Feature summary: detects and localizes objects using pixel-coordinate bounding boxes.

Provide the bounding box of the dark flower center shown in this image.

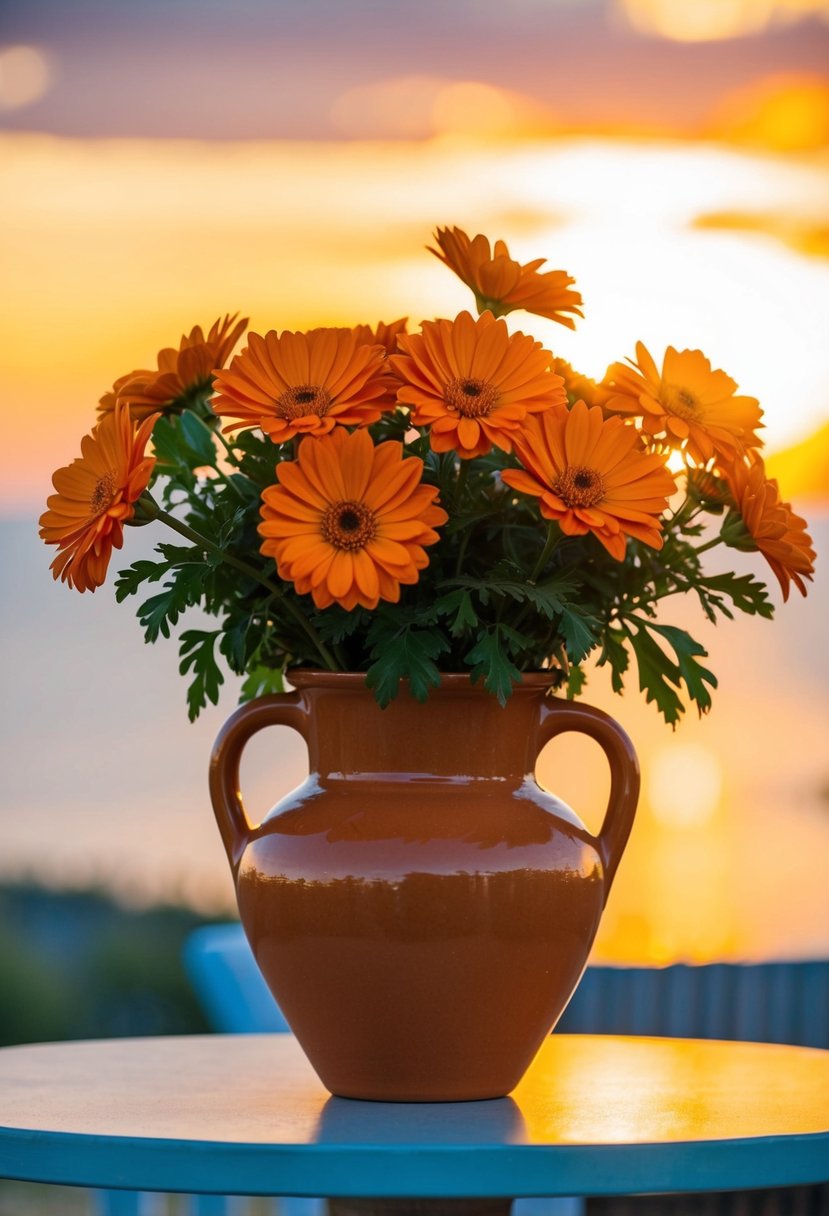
[444,377,501,418]
[276,385,332,420]
[660,384,698,421]
[321,500,377,550]
[91,472,117,513]
[552,465,606,508]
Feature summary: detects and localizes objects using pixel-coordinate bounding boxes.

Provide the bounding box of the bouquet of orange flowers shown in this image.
[40,227,815,724]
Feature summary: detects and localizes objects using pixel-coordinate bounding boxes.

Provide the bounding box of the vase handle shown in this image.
[209,693,310,874]
[538,699,640,903]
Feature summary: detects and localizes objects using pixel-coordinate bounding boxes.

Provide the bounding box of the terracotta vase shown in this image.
[209,671,639,1102]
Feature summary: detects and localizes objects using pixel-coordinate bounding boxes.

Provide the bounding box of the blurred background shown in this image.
[2,0,829,1058]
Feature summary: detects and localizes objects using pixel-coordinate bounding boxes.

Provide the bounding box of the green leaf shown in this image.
[558,604,600,664]
[240,664,285,702]
[149,416,194,474]
[219,615,251,674]
[433,589,478,637]
[178,630,224,721]
[565,664,587,699]
[149,415,183,463]
[627,624,685,726]
[441,570,598,659]
[465,625,523,707]
[700,571,774,620]
[597,628,629,695]
[136,563,205,642]
[214,506,249,551]
[315,606,370,645]
[647,622,717,716]
[178,411,220,465]
[155,543,206,566]
[626,619,717,725]
[153,412,218,472]
[366,626,449,707]
[114,560,169,602]
[445,569,579,614]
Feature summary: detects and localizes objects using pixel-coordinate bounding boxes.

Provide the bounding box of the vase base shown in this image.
[328,1085,512,1103]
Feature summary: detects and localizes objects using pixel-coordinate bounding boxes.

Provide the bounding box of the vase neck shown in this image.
[295,679,547,781]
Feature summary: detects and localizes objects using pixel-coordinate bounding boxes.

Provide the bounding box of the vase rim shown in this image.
[286,668,558,693]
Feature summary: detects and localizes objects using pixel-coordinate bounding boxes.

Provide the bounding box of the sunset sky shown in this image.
[2,0,828,963]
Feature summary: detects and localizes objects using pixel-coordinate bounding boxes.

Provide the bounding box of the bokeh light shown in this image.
[647,743,723,828]
[0,44,52,111]
[617,0,829,41]
[331,76,444,141]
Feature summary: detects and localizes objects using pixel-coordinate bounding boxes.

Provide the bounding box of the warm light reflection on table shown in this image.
[1,1034,828,1199]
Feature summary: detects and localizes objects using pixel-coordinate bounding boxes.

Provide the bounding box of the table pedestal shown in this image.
[328,1200,512,1216]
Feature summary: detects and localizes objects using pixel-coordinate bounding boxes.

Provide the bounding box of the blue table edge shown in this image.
[2,1126,828,1197]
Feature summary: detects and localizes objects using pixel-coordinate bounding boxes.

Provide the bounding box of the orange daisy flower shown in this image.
[502,401,676,560]
[552,357,609,410]
[429,226,583,328]
[98,368,147,417]
[687,467,731,509]
[352,318,408,355]
[725,456,815,601]
[39,404,157,593]
[390,310,567,460]
[602,342,763,465]
[212,327,396,444]
[259,428,447,611]
[100,314,247,421]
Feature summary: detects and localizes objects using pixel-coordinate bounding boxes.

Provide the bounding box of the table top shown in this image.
[1,1034,828,1198]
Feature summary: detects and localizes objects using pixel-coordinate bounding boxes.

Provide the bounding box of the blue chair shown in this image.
[556,958,829,1049]
[184,922,291,1035]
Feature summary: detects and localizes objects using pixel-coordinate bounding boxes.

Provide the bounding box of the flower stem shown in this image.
[138,494,339,672]
[210,466,246,501]
[530,522,560,583]
[454,529,472,577]
[211,425,240,463]
[186,414,247,501]
[695,536,723,556]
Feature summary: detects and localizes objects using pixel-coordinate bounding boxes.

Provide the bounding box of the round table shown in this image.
[1,1034,828,1213]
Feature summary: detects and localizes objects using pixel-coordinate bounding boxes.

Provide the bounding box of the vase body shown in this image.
[209,672,639,1102]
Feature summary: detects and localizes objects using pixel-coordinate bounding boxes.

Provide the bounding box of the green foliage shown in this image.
[597,627,629,695]
[136,564,206,643]
[565,664,587,699]
[366,612,450,706]
[149,414,219,502]
[0,881,213,1049]
[240,664,286,701]
[433,589,478,637]
[624,617,717,726]
[314,605,371,645]
[115,544,208,642]
[95,304,792,728]
[466,625,524,706]
[696,571,774,622]
[179,629,224,720]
